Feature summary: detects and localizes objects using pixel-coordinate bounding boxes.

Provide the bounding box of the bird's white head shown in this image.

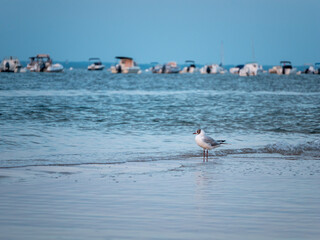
[193,129,203,135]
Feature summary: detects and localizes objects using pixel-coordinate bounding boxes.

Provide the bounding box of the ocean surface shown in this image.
[0,70,320,167]
[1,70,320,240]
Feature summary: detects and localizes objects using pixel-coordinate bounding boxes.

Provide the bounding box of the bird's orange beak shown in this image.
[193,132,197,134]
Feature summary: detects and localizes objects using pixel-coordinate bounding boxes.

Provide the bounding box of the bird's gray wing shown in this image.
[203,135,220,147]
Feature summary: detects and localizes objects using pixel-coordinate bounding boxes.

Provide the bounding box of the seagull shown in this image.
[193,129,226,162]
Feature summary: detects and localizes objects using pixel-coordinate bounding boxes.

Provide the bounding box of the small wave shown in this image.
[263,140,320,156]
[1,89,319,98]
[212,140,320,157]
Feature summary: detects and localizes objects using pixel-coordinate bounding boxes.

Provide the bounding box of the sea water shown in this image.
[1,70,320,240]
[0,70,319,167]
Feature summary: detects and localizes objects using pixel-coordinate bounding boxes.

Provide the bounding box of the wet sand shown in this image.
[0,154,320,240]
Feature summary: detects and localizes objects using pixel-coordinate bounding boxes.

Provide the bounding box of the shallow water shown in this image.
[0,157,319,240]
[0,71,320,167]
[0,70,320,239]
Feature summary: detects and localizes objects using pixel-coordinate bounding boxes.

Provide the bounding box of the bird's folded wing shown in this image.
[203,136,220,146]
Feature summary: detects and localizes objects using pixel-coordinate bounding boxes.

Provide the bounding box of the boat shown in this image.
[315,63,320,74]
[110,56,141,74]
[269,61,296,75]
[27,57,36,70]
[200,64,225,74]
[162,62,180,74]
[46,64,64,72]
[87,58,105,71]
[28,54,63,72]
[180,60,197,73]
[268,65,282,74]
[239,63,263,76]
[229,64,244,75]
[150,62,164,73]
[0,56,23,72]
[301,63,315,74]
[280,61,296,75]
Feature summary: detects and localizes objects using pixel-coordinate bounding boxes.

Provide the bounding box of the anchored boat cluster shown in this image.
[1,55,319,75]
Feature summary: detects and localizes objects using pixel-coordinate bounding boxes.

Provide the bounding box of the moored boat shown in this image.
[162,62,180,74]
[88,58,105,71]
[180,60,197,73]
[315,63,320,74]
[301,63,315,74]
[229,64,244,75]
[150,62,164,73]
[0,56,23,73]
[239,62,263,76]
[110,56,141,74]
[269,61,296,75]
[28,54,63,72]
[200,64,225,74]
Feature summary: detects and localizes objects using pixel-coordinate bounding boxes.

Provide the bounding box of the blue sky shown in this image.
[1,0,319,65]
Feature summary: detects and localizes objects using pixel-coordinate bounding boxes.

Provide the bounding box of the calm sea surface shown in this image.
[1,70,320,240]
[0,70,320,167]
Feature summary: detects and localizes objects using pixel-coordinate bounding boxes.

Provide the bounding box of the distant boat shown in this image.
[0,56,23,73]
[229,64,244,75]
[88,58,105,71]
[301,63,315,74]
[200,64,225,74]
[28,54,63,72]
[201,41,226,74]
[269,61,296,75]
[180,60,197,73]
[162,62,180,74]
[315,63,320,74]
[239,63,263,76]
[110,56,141,74]
[150,62,163,74]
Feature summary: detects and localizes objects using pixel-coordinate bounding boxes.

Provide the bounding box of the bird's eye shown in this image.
[197,129,201,134]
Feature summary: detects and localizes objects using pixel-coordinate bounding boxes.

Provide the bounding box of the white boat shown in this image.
[180,60,197,73]
[229,64,244,75]
[239,62,263,76]
[88,58,105,71]
[28,54,63,72]
[47,63,64,72]
[110,56,141,74]
[269,61,296,75]
[0,56,23,73]
[200,64,225,74]
[162,62,180,74]
[268,65,282,75]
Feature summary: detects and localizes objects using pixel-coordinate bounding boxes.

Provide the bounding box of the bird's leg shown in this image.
[206,150,209,162]
[203,149,205,162]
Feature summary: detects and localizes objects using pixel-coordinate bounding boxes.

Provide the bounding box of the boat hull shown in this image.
[88,65,105,71]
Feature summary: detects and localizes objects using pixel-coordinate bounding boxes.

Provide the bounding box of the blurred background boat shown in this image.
[87,58,105,71]
[269,61,297,75]
[200,63,225,74]
[0,56,24,73]
[110,56,141,74]
[180,60,197,73]
[27,54,64,72]
[148,62,163,73]
[229,64,244,75]
[239,62,263,76]
[299,63,315,74]
[162,62,180,74]
[315,63,320,74]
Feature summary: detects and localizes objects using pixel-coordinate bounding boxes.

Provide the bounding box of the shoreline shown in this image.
[1,154,319,239]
